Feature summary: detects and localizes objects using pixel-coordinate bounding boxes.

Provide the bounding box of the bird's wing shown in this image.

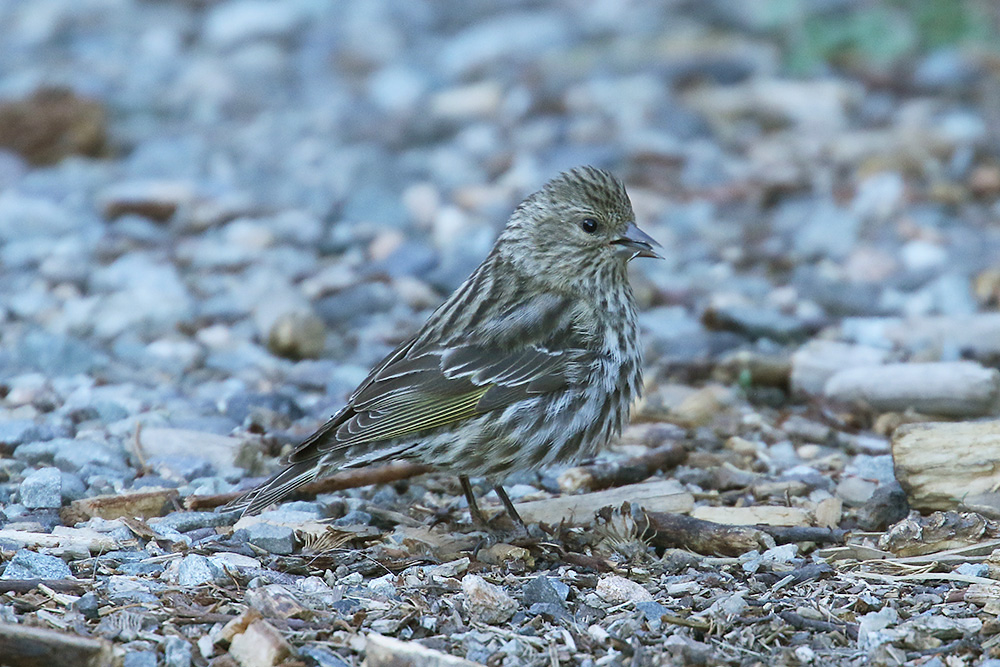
[285,291,587,464]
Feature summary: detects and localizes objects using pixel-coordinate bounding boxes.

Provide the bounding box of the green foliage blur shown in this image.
[774,0,998,74]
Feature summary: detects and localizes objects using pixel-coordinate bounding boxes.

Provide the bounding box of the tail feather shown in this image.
[225,461,320,516]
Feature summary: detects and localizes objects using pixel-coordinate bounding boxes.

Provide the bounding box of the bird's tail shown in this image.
[224,461,319,516]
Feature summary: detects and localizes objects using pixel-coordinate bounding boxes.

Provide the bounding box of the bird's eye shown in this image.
[579,218,599,234]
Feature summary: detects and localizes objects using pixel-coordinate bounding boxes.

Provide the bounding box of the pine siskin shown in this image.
[229,166,661,524]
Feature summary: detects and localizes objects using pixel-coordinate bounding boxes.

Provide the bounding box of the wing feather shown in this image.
[285,291,588,463]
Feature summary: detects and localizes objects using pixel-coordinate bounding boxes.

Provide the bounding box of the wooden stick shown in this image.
[0,580,88,595]
[558,443,687,493]
[642,511,773,556]
[186,461,434,510]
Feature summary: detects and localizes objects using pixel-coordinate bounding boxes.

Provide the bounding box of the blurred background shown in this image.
[1,0,1000,439]
[5,2,1000,663]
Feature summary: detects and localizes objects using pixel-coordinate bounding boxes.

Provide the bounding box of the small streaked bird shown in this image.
[228,166,661,525]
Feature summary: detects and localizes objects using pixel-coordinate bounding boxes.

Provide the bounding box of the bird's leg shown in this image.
[493,484,526,528]
[459,475,490,527]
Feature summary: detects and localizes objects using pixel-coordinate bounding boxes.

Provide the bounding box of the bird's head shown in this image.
[498,166,661,292]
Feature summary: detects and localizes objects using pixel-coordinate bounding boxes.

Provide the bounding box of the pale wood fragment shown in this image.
[892,420,1000,511]
[61,487,179,523]
[691,505,812,527]
[510,479,694,525]
[0,527,118,552]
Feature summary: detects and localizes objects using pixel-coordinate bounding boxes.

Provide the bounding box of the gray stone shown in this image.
[0,420,42,448]
[155,511,235,533]
[2,549,72,579]
[955,562,989,578]
[52,439,127,471]
[522,575,564,608]
[164,636,193,667]
[73,591,101,619]
[299,644,350,667]
[331,510,372,526]
[177,554,228,587]
[19,467,62,508]
[636,600,669,631]
[847,455,896,486]
[59,472,87,502]
[856,482,909,532]
[123,651,157,667]
[315,282,397,328]
[107,576,161,604]
[246,522,296,555]
[203,0,311,48]
[148,456,214,481]
[10,331,108,375]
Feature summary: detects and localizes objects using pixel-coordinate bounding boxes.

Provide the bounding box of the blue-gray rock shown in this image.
[155,511,235,533]
[148,456,214,481]
[123,651,157,667]
[369,240,438,278]
[299,644,351,667]
[704,305,808,343]
[177,554,228,587]
[73,591,101,619]
[8,331,108,375]
[20,467,62,508]
[315,282,397,328]
[527,602,569,622]
[636,600,669,631]
[2,549,72,579]
[59,472,87,502]
[956,562,989,578]
[164,636,193,667]
[246,522,296,554]
[223,392,305,424]
[856,482,909,532]
[118,561,166,577]
[522,575,564,608]
[0,420,42,449]
[331,510,372,527]
[30,439,128,472]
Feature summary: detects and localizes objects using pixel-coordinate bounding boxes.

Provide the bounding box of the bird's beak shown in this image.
[612,222,662,260]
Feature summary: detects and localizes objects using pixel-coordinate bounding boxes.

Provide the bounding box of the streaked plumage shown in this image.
[228,166,661,521]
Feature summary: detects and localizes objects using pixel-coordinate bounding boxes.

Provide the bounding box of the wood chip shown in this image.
[691,505,811,526]
[0,622,113,667]
[510,480,694,526]
[0,527,119,553]
[60,487,179,523]
[893,420,1000,511]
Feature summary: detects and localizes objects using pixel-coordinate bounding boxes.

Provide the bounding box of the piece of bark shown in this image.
[61,487,179,523]
[641,511,774,556]
[691,505,812,527]
[893,420,1000,511]
[512,480,694,526]
[557,443,687,493]
[187,461,433,510]
[366,633,482,667]
[0,528,118,553]
[0,580,87,595]
[825,362,1000,418]
[0,622,112,667]
[755,525,847,545]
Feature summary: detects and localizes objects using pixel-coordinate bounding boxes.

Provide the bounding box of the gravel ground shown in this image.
[3,1,1000,666]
